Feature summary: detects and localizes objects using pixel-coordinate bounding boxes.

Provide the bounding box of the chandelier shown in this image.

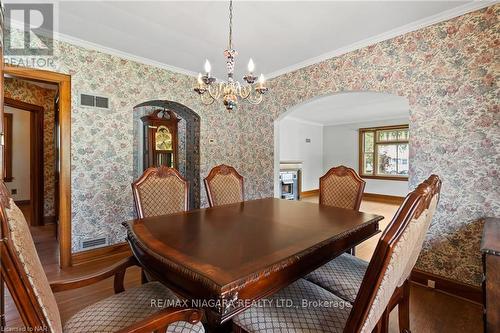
[193,0,268,111]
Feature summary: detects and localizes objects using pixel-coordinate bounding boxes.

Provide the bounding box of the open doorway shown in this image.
[3,66,71,268]
[274,91,410,261]
[3,76,59,251]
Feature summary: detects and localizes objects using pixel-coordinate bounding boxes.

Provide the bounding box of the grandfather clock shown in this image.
[141,109,179,170]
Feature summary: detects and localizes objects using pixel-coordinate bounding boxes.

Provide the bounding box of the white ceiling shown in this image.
[285,92,409,126]
[49,1,490,80]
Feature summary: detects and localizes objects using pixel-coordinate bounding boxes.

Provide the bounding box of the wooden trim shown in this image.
[71,242,132,266]
[410,269,482,304]
[5,65,72,267]
[14,200,31,206]
[358,124,410,132]
[43,216,56,224]
[362,193,405,205]
[4,97,44,226]
[3,113,12,182]
[300,189,319,198]
[359,124,409,181]
[360,175,408,181]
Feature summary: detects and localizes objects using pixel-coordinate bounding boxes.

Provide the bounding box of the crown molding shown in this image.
[54,31,199,77]
[266,1,497,79]
[285,116,324,127]
[321,115,409,128]
[6,18,198,78]
[5,1,495,80]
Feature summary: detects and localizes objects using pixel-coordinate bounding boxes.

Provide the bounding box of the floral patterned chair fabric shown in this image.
[0,184,204,333]
[319,166,365,210]
[233,176,440,333]
[204,164,244,207]
[5,199,63,332]
[305,180,440,305]
[133,166,189,218]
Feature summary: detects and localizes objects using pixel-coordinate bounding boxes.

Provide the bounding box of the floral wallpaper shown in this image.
[6,26,242,252]
[4,78,57,219]
[6,5,498,287]
[240,5,499,286]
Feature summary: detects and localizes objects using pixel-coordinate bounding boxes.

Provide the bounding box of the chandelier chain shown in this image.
[228,0,233,49]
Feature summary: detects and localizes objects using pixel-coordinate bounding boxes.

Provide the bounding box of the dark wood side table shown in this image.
[481,217,500,333]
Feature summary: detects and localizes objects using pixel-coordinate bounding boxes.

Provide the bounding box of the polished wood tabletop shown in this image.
[124,198,383,328]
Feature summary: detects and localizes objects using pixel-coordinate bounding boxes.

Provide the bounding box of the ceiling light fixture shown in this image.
[193,0,268,111]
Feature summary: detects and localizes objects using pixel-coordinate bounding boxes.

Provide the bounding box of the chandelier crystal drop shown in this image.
[193,0,268,111]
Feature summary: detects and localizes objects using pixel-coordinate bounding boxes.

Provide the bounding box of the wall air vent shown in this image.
[79,236,108,251]
[80,93,110,109]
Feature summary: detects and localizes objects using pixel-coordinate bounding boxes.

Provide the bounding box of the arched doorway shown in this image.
[274,91,410,198]
[133,100,201,209]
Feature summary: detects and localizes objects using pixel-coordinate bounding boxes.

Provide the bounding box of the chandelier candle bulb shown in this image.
[204,59,211,75]
[247,58,255,73]
[258,74,265,88]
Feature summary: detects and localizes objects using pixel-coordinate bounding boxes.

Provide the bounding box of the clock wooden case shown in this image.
[141,109,179,170]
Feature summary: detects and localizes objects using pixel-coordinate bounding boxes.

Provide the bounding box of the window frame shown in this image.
[358,124,409,181]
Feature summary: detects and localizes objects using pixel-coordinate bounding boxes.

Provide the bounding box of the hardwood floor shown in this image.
[4,200,483,332]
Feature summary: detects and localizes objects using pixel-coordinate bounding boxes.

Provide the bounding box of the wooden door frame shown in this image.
[4,97,44,227]
[4,65,72,268]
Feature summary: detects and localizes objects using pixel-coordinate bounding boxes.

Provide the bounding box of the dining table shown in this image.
[124,198,384,332]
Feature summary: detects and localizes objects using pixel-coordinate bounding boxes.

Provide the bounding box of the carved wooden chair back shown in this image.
[319,166,365,210]
[132,166,189,218]
[0,181,63,332]
[204,164,244,207]
[344,175,441,332]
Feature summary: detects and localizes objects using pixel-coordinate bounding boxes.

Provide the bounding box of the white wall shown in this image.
[279,117,323,191]
[5,106,31,201]
[323,118,409,196]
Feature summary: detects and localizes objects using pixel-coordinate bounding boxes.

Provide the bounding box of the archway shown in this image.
[274,91,410,198]
[133,100,201,209]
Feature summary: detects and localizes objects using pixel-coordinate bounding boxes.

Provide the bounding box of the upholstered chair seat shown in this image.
[1,193,204,333]
[204,165,244,207]
[64,281,204,333]
[233,176,441,333]
[306,187,439,306]
[233,279,351,333]
[305,253,368,303]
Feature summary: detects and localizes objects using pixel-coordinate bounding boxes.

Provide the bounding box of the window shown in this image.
[359,125,409,180]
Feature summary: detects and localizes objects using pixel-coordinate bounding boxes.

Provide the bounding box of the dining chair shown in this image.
[320,165,366,255]
[204,164,244,207]
[319,165,365,210]
[305,174,441,332]
[132,165,189,218]
[0,181,204,333]
[232,177,438,333]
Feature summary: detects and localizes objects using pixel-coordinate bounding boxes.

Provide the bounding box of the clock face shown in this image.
[155,126,173,151]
